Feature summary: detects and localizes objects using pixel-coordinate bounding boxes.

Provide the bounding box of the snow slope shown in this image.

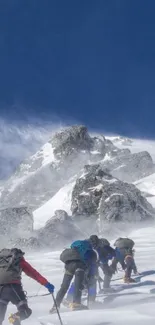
[5,226,155,325]
[135,173,155,196]
[33,179,76,229]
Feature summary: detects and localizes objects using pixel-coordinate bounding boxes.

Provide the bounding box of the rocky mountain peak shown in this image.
[50,125,94,159]
[0,125,155,250]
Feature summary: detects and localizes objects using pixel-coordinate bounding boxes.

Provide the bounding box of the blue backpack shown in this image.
[115,247,124,262]
[71,240,92,261]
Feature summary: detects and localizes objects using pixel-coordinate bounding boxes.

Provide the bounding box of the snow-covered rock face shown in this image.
[71,164,113,217]
[102,151,155,182]
[1,125,155,249]
[0,126,102,208]
[99,181,155,223]
[112,136,133,146]
[71,164,155,230]
[0,125,120,209]
[1,125,153,211]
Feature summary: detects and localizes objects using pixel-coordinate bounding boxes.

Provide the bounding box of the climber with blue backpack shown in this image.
[63,246,98,308]
[49,239,96,312]
[63,235,117,307]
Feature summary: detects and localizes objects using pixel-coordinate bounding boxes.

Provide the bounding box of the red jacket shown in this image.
[15,258,48,285]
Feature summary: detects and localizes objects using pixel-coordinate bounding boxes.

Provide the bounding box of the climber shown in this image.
[50,239,96,312]
[88,235,116,294]
[64,235,116,306]
[0,248,54,325]
[64,248,98,307]
[111,237,139,283]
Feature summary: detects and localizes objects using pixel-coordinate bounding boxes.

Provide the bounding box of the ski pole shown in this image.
[51,293,64,325]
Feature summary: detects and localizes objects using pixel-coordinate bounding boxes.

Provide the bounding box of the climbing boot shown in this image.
[123,277,136,284]
[8,313,21,325]
[69,302,88,311]
[49,305,60,314]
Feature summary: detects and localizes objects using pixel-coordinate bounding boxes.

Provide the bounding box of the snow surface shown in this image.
[135,173,155,196]
[33,180,76,229]
[108,136,155,162]
[147,196,155,208]
[105,193,124,202]
[4,226,155,325]
[2,141,58,195]
[42,143,58,167]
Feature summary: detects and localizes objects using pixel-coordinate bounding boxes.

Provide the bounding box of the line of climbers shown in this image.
[0,236,139,324]
[50,235,138,313]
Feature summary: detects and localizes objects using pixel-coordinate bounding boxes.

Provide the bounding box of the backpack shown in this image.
[114,238,135,249]
[71,240,92,259]
[0,248,24,271]
[0,248,25,284]
[60,248,81,264]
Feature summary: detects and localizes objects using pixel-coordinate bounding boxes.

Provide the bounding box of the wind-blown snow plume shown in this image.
[0,118,64,180]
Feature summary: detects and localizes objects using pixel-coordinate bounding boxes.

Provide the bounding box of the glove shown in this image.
[45,282,55,293]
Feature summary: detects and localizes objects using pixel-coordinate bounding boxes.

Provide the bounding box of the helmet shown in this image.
[100,238,110,247]
[89,235,100,249]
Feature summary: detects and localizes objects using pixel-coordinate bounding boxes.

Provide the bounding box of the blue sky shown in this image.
[1,0,155,137]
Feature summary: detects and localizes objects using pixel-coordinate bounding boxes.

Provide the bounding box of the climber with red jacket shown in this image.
[0,248,55,325]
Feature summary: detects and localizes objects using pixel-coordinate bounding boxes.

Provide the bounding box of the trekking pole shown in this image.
[28,293,51,298]
[51,293,64,325]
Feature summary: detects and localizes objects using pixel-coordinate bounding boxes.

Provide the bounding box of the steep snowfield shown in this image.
[5,226,155,325]
[33,179,76,229]
[0,141,58,199]
[135,173,155,196]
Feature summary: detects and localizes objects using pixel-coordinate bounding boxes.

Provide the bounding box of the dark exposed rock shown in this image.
[98,181,155,223]
[37,210,84,249]
[71,164,115,217]
[71,164,155,228]
[51,125,94,159]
